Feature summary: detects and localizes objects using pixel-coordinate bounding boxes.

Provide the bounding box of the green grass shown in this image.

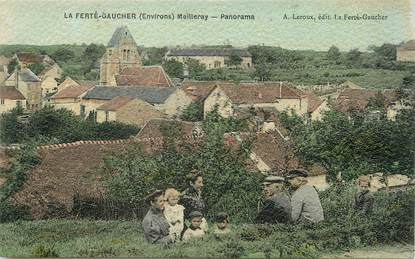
[0,219,409,258]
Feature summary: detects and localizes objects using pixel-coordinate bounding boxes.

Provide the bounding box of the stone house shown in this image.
[95,96,166,127]
[396,40,415,62]
[115,66,173,87]
[14,52,55,68]
[100,26,142,86]
[204,82,309,118]
[0,56,10,83]
[0,86,26,113]
[165,48,253,69]
[302,90,329,121]
[57,77,80,92]
[81,86,182,119]
[181,80,219,102]
[40,76,58,96]
[39,63,63,80]
[4,68,42,112]
[50,85,93,116]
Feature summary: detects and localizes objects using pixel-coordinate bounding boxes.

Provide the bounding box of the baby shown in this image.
[213,212,231,235]
[182,211,205,241]
[163,188,185,242]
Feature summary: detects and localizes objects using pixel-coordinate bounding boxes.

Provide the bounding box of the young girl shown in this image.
[182,211,205,241]
[163,188,185,242]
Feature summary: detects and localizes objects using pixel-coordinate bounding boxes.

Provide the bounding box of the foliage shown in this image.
[163,59,184,78]
[279,108,415,181]
[0,143,41,202]
[82,43,105,64]
[103,109,261,222]
[346,48,362,67]
[142,47,168,65]
[0,106,140,144]
[327,45,341,63]
[7,58,19,73]
[0,106,28,144]
[51,48,75,63]
[0,185,413,257]
[27,63,45,75]
[225,54,243,67]
[32,244,59,257]
[0,201,32,223]
[252,62,272,81]
[180,100,204,122]
[186,58,206,79]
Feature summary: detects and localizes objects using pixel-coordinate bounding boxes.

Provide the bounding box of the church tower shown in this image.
[100,26,142,86]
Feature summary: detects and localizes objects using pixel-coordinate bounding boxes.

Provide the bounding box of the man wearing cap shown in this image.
[142,190,172,245]
[256,175,291,224]
[287,169,324,224]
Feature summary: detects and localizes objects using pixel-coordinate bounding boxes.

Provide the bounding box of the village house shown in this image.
[181,80,219,102]
[0,86,26,113]
[165,48,253,69]
[396,40,415,62]
[50,84,94,116]
[81,86,188,120]
[95,96,167,127]
[303,90,329,121]
[4,68,42,112]
[57,77,80,91]
[204,82,309,119]
[14,52,56,69]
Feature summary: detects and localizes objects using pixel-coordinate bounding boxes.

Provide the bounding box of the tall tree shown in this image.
[327,45,341,63]
[162,59,184,78]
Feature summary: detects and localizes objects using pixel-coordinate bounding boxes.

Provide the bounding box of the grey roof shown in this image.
[167,48,252,57]
[18,69,41,82]
[83,86,176,104]
[107,26,137,48]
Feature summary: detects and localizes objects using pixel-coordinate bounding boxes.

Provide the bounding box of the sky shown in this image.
[0,0,414,51]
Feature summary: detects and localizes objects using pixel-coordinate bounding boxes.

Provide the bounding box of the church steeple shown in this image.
[100,26,142,86]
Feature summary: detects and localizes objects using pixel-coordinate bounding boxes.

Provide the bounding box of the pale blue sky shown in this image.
[0,0,413,51]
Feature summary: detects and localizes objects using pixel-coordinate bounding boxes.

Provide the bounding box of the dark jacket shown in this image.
[256,192,291,224]
[355,189,374,212]
[142,207,171,244]
[180,185,205,219]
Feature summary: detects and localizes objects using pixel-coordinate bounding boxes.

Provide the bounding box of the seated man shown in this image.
[142,190,172,245]
[256,175,291,224]
[287,169,324,224]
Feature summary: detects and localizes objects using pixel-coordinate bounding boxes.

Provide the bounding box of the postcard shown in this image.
[0,0,414,258]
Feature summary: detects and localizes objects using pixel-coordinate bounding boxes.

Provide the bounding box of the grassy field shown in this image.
[0,219,411,258]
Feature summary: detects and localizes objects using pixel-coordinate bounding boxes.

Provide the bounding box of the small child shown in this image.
[163,188,185,242]
[213,212,231,235]
[182,211,205,241]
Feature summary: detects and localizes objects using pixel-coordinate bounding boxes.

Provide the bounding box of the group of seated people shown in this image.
[142,169,325,245]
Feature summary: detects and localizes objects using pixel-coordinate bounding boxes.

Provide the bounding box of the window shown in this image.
[108,50,112,56]
[214,61,221,68]
[247,63,251,67]
[105,111,109,122]
[0,99,4,105]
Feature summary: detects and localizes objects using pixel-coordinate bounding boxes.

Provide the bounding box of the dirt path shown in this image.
[323,245,413,259]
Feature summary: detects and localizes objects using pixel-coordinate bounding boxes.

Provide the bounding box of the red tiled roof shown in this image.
[96,96,135,111]
[337,88,377,100]
[51,85,93,99]
[182,81,219,101]
[218,82,303,104]
[303,90,324,113]
[16,52,44,63]
[333,88,381,113]
[115,66,173,87]
[398,40,415,51]
[136,119,202,140]
[0,86,25,100]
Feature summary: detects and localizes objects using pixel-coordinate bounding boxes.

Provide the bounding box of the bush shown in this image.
[0,201,31,223]
[32,244,59,257]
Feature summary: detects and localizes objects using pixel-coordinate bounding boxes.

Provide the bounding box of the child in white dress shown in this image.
[182,211,205,241]
[163,188,185,242]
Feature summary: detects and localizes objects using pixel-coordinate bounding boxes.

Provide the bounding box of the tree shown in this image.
[0,106,27,144]
[7,58,19,73]
[327,45,341,63]
[251,62,272,81]
[186,59,206,79]
[51,48,75,63]
[82,43,106,64]
[370,43,397,61]
[180,100,204,122]
[346,48,362,66]
[225,54,243,67]
[27,63,45,75]
[162,59,184,78]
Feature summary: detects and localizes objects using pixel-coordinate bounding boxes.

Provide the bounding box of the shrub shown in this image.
[32,244,59,257]
[0,201,31,223]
